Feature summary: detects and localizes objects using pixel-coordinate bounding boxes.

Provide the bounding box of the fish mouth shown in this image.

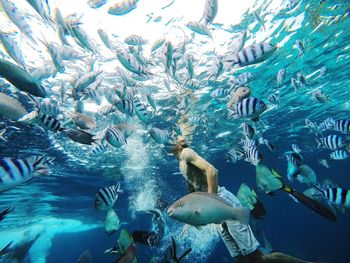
[167,208,174,217]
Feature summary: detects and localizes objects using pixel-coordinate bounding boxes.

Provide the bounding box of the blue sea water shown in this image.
[0,0,350,262]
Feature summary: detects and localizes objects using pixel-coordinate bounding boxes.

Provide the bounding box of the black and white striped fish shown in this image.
[91,143,109,155]
[243,146,263,166]
[149,127,176,145]
[240,138,259,149]
[319,118,335,131]
[200,0,218,25]
[330,150,349,160]
[0,156,53,192]
[285,152,303,168]
[318,187,350,208]
[316,135,348,150]
[211,88,230,99]
[319,66,327,76]
[94,183,124,211]
[333,119,350,134]
[133,96,152,124]
[224,42,276,67]
[99,105,116,115]
[231,72,253,86]
[124,35,147,46]
[39,100,61,116]
[39,113,64,132]
[105,126,127,148]
[228,146,263,166]
[241,122,255,139]
[276,68,286,86]
[227,97,267,121]
[115,99,135,117]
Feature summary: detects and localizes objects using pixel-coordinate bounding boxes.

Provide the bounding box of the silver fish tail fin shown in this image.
[233,207,250,225]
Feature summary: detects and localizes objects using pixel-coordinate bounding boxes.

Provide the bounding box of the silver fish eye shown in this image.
[178,202,184,207]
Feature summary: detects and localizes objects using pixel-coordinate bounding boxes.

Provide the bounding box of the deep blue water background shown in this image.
[1,0,350,262]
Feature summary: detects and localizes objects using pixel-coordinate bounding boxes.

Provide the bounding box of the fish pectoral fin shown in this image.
[271,168,282,178]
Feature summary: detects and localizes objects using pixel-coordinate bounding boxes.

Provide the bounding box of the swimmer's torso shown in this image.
[179,153,208,192]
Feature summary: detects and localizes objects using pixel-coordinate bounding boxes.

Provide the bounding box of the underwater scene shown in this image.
[0,0,349,262]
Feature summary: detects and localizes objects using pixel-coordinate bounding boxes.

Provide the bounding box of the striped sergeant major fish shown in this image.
[228,146,263,166]
[224,42,276,68]
[133,96,152,124]
[0,156,53,192]
[239,138,259,149]
[210,88,229,99]
[285,151,303,168]
[276,68,286,86]
[19,110,64,132]
[39,113,64,132]
[105,126,127,148]
[241,122,255,139]
[330,150,349,160]
[316,135,349,151]
[318,117,335,131]
[124,35,147,46]
[115,98,135,117]
[319,66,327,76]
[149,127,177,145]
[232,72,253,86]
[99,105,116,115]
[108,0,138,16]
[199,0,218,25]
[91,142,109,155]
[88,0,108,9]
[333,119,350,134]
[317,187,350,208]
[94,183,124,211]
[227,97,267,121]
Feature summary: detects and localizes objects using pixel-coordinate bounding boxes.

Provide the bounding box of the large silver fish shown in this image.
[0,92,28,120]
[0,59,47,97]
[167,192,250,226]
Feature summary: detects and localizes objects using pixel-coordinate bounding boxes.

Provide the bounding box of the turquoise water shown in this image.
[0,0,350,262]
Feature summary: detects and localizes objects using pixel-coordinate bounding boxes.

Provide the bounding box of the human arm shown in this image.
[181,148,218,194]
